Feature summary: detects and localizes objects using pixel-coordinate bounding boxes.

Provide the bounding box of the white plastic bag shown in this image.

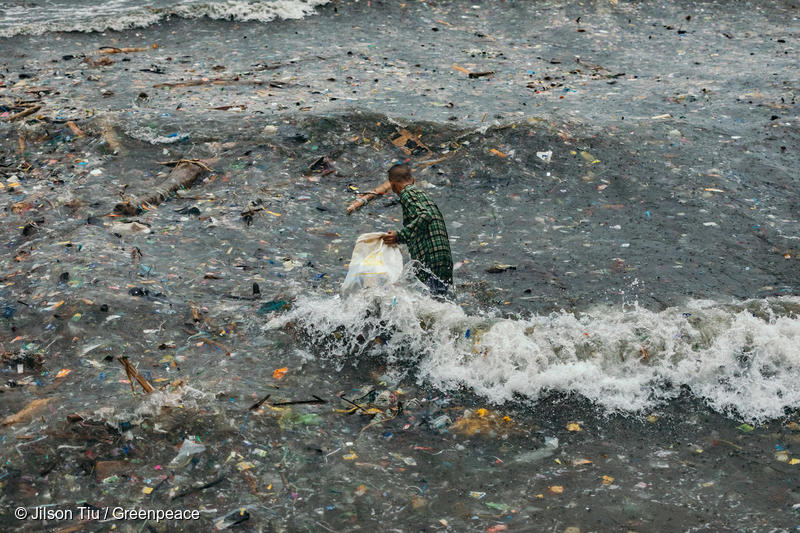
[342,232,403,292]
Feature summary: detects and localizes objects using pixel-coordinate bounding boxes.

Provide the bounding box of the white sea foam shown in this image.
[124,125,191,145]
[0,0,331,38]
[267,288,800,423]
[92,386,209,426]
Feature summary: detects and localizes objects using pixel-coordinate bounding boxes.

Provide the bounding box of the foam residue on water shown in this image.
[91,387,209,427]
[0,0,331,38]
[124,125,192,145]
[267,290,800,423]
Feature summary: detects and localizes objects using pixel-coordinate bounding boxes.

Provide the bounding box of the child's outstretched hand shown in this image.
[381,231,398,245]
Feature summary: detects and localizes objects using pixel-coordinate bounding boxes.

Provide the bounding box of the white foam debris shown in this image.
[268,288,800,423]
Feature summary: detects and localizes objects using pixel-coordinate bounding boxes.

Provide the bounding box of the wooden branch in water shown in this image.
[117,356,154,394]
[98,118,122,153]
[248,394,271,411]
[65,121,84,137]
[4,105,41,122]
[416,151,458,169]
[252,55,331,72]
[338,395,369,413]
[114,159,216,214]
[270,395,326,406]
[170,476,225,500]
[346,180,392,214]
[199,337,231,356]
[153,77,280,89]
[157,158,214,172]
[2,398,52,426]
[98,46,154,54]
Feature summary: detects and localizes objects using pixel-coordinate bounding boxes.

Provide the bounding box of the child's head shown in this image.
[388,164,413,194]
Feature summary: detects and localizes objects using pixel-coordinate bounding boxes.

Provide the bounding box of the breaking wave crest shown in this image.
[0,0,330,38]
[267,288,800,423]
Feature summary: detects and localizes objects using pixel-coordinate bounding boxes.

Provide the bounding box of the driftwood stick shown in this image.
[98,118,122,153]
[2,398,52,426]
[98,46,153,55]
[5,105,41,122]
[248,394,271,411]
[338,396,369,413]
[416,151,458,169]
[270,395,327,407]
[118,356,154,394]
[170,476,225,500]
[141,159,216,206]
[153,78,272,89]
[346,180,392,214]
[157,158,214,172]
[65,121,84,137]
[114,159,216,214]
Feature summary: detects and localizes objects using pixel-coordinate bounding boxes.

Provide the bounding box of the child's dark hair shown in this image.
[388,163,412,182]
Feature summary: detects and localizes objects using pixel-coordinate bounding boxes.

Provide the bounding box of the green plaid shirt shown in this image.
[396,185,453,283]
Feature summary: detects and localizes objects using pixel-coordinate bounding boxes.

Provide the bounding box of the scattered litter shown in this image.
[168,438,206,469]
[486,263,516,274]
[110,221,151,235]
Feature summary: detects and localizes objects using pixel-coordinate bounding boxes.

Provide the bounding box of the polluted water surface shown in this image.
[0,0,799,531]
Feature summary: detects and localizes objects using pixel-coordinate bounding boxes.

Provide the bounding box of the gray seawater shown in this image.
[0,0,331,37]
[1,0,799,531]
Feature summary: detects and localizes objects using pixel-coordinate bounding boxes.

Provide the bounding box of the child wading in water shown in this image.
[381,164,453,296]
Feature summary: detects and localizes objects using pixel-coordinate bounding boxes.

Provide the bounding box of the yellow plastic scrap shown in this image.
[601,475,614,485]
[450,408,515,437]
[566,422,582,432]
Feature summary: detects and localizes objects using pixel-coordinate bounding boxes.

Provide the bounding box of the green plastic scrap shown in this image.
[257,300,290,315]
[737,423,754,433]
[485,502,509,511]
[295,414,322,425]
[280,413,322,429]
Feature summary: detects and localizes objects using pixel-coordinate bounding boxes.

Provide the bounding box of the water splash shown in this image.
[0,0,330,38]
[268,288,800,423]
